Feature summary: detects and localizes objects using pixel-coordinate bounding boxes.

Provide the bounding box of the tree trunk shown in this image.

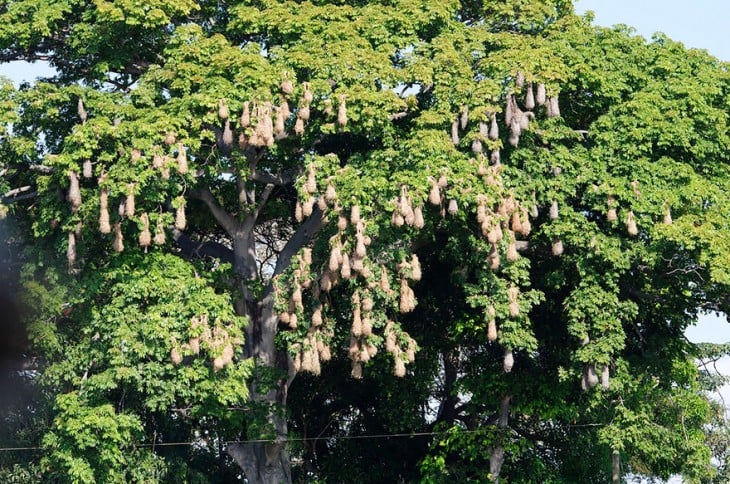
[489,395,511,483]
[226,233,295,484]
[611,451,621,484]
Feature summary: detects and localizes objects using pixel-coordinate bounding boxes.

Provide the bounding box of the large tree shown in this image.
[1,0,729,482]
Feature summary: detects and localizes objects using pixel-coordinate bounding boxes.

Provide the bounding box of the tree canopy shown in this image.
[1,0,729,482]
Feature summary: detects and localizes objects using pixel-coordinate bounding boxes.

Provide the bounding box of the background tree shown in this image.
[1,0,730,482]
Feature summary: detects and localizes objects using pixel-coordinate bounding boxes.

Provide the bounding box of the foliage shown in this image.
[0,0,729,482]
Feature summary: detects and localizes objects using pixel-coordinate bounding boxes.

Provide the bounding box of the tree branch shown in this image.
[29,165,54,173]
[2,186,37,204]
[172,229,234,264]
[3,186,32,198]
[250,167,300,186]
[268,207,325,284]
[190,188,239,235]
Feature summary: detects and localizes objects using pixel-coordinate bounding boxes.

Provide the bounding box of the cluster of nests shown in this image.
[278,179,422,378]
[66,75,350,266]
[217,78,348,152]
[170,314,243,372]
[67,72,675,387]
[451,71,559,161]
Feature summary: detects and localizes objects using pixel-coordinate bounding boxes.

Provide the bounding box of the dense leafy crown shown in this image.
[1,0,729,481]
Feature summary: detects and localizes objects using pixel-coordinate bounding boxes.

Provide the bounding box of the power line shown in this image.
[0,429,473,452]
[0,423,608,453]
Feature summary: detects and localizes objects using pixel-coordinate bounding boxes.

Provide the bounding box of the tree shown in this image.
[1,0,730,482]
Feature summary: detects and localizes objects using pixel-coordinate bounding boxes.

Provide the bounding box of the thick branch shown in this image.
[29,165,54,173]
[172,229,234,264]
[250,168,299,187]
[3,185,32,198]
[269,207,324,282]
[191,188,239,235]
[2,185,37,204]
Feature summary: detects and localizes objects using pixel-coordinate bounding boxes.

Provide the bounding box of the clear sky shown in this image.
[575,0,730,61]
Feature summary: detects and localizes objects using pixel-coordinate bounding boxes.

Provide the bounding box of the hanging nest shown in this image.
[218,99,229,120]
[379,266,391,293]
[607,195,618,222]
[394,354,406,377]
[410,254,422,281]
[503,349,514,373]
[515,71,525,88]
[337,212,348,231]
[525,83,535,110]
[351,361,363,379]
[399,278,415,312]
[294,117,305,136]
[112,222,124,253]
[328,244,342,272]
[67,232,76,268]
[451,118,459,145]
[139,212,151,248]
[487,319,497,342]
[274,108,286,137]
[549,200,559,220]
[99,188,111,234]
[153,218,166,245]
[508,286,520,317]
[82,160,93,179]
[552,238,564,256]
[428,180,441,206]
[340,253,351,280]
[281,77,294,96]
[489,112,499,140]
[240,102,251,129]
[488,244,500,270]
[77,98,87,124]
[506,240,518,262]
[68,172,82,212]
[302,197,315,217]
[221,119,234,151]
[325,182,337,202]
[176,144,188,174]
[547,96,561,118]
[663,207,673,225]
[536,83,546,106]
[626,211,638,236]
[125,184,135,217]
[505,95,514,127]
[447,199,458,215]
[601,364,610,390]
[337,95,348,127]
[175,203,187,230]
[303,82,314,104]
[305,166,317,194]
[414,206,425,229]
[171,346,183,365]
[350,205,361,224]
[460,105,469,129]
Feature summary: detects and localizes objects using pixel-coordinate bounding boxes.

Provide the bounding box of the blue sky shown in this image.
[575,0,730,61]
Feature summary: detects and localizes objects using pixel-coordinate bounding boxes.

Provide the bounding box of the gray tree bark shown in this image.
[611,451,621,484]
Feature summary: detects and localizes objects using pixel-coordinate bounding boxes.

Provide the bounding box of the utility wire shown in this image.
[0,429,465,452]
[0,422,608,453]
